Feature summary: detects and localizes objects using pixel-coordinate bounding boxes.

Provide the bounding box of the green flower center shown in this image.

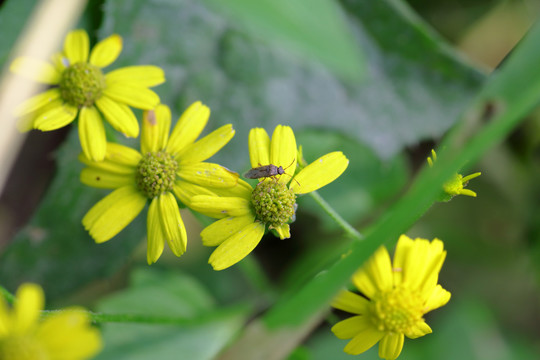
[251,180,296,228]
[59,62,105,108]
[0,336,48,360]
[135,151,178,199]
[370,286,424,334]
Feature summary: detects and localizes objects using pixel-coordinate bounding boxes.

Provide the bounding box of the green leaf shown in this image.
[95,268,249,360]
[98,268,216,317]
[100,0,483,168]
[203,0,365,82]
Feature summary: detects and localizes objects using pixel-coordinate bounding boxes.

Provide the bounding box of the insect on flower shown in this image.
[244,164,286,179]
[243,159,296,182]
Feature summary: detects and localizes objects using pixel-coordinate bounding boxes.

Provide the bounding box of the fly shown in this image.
[243,159,297,184]
[244,164,286,179]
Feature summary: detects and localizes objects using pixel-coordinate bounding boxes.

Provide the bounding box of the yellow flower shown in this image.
[80,102,238,264]
[10,29,165,161]
[190,125,349,270]
[427,149,481,201]
[331,235,451,360]
[0,283,101,360]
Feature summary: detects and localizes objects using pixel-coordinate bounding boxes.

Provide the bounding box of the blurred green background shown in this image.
[0,0,538,359]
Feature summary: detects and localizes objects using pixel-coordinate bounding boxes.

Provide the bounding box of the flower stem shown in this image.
[43,303,250,325]
[308,191,363,240]
[0,284,15,305]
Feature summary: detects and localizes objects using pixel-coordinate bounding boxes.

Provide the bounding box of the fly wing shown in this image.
[243,167,264,179]
[244,164,280,179]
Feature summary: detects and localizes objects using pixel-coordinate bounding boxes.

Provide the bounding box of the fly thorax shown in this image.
[59,62,105,108]
[135,151,178,199]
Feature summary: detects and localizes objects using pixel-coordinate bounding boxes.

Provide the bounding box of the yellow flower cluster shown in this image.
[11,29,350,268]
[0,283,101,360]
[9,27,481,360]
[331,235,451,360]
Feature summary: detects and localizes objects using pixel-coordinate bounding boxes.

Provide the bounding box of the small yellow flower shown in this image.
[10,29,165,161]
[0,283,101,360]
[331,235,451,360]
[80,102,238,264]
[427,149,481,201]
[190,125,349,270]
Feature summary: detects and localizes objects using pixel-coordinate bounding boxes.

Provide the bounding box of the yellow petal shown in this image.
[378,332,404,360]
[79,106,106,161]
[82,186,146,243]
[16,99,64,132]
[273,223,290,239]
[89,34,122,68]
[402,238,432,291]
[331,316,371,340]
[404,320,432,339]
[200,215,256,247]
[95,95,139,137]
[13,283,43,335]
[34,104,78,131]
[10,56,60,84]
[13,88,61,116]
[392,234,413,286]
[172,180,218,207]
[158,192,187,257]
[36,308,102,359]
[331,290,370,315]
[167,101,210,155]
[178,124,235,164]
[141,104,171,154]
[419,239,447,297]
[209,221,265,270]
[147,198,165,264]
[459,188,477,197]
[289,152,349,194]
[190,195,252,219]
[105,65,165,87]
[178,162,239,188]
[248,127,270,168]
[343,327,385,355]
[352,246,393,298]
[80,167,134,189]
[209,179,253,200]
[103,83,160,110]
[103,142,142,167]
[79,142,141,173]
[64,29,89,64]
[270,125,296,184]
[424,284,451,313]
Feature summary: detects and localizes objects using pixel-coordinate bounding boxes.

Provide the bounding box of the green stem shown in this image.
[42,304,249,325]
[308,191,363,240]
[0,285,16,305]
